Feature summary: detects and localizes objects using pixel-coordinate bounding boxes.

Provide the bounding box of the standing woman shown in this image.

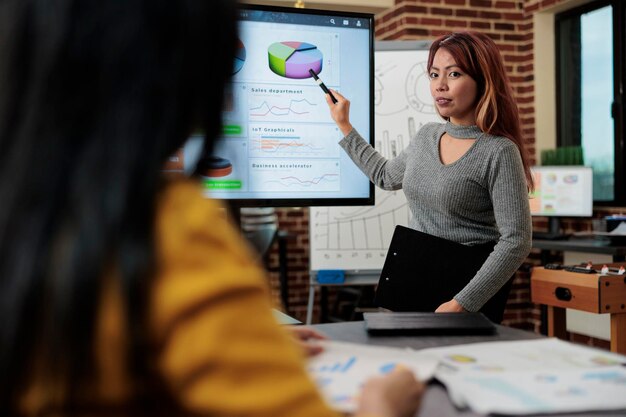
[326,32,533,322]
[0,1,423,416]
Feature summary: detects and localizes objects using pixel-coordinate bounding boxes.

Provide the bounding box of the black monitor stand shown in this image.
[533,217,569,240]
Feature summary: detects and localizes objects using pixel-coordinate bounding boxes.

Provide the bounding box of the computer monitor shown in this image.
[529,166,593,237]
[165,5,375,207]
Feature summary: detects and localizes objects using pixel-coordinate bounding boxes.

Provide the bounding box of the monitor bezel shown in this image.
[220,4,375,208]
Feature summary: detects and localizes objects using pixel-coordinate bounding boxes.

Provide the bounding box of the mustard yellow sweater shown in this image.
[22,180,340,417]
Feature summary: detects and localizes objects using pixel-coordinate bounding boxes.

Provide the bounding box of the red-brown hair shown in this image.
[427,31,534,190]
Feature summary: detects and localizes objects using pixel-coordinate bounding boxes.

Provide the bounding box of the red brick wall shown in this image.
[262,0,625,350]
[265,208,313,319]
[376,0,537,160]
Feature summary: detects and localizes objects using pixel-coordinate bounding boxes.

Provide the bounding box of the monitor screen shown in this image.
[166,5,374,207]
[529,166,593,217]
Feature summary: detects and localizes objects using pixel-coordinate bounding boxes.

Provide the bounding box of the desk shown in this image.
[533,238,626,262]
[312,321,625,417]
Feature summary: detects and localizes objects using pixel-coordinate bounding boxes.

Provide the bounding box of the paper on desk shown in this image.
[420,338,626,414]
[307,341,438,412]
[421,338,626,373]
[608,221,626,234]
[440,366,626,415]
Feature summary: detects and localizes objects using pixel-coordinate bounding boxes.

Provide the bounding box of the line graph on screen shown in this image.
[250,159,340,192]
[249,124,341,158]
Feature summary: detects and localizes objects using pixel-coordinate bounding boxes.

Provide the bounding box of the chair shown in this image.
[240,207,278,259]
[239,208,291,312]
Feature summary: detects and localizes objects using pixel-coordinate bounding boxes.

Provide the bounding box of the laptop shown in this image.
[364,312,496,335]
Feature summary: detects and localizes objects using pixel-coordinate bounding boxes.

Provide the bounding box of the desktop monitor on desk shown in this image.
[530,166,593,239]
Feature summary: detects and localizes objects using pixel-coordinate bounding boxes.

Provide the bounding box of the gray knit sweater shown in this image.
[339,122,531,312]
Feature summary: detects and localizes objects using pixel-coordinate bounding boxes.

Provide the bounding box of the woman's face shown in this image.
[429,48,478,126]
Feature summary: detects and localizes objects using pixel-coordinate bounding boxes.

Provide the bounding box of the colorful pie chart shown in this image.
[233,39,246,74]
[268,41,323,79]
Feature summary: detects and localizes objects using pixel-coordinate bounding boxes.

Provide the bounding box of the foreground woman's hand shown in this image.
[357,367,425,417]
[288,326,327,357]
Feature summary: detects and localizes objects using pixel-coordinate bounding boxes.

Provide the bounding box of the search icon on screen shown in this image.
[330,18,335,24]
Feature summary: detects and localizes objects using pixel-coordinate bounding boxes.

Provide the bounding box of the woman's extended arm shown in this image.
[325,89,409,190]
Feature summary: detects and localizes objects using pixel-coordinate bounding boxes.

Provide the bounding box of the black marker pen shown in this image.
[309,68,338,104]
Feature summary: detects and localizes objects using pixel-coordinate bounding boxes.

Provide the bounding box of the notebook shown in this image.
[374,225,511,323]
[364,312,496,335]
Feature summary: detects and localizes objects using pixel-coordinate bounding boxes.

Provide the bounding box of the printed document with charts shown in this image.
[306,341,438,412]
[420,338,626,415]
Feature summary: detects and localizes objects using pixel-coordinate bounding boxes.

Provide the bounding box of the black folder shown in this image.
[364,312,496,335]
[374,225,511,323]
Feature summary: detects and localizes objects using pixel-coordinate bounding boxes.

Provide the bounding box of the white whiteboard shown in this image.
[309,41,441,271]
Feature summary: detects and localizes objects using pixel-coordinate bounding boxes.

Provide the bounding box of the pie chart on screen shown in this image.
[268,41,323,79]
[233,39,246,74]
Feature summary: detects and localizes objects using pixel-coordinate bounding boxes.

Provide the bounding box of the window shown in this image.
[556,0,625,205]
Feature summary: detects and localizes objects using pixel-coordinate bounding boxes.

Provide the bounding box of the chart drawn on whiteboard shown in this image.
[310,43,440,271]
[405,62,436,114]
[313,190,408,249]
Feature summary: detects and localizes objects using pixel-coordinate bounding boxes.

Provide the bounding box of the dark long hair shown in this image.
[0,0,236,413]
[427,32,534,191]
